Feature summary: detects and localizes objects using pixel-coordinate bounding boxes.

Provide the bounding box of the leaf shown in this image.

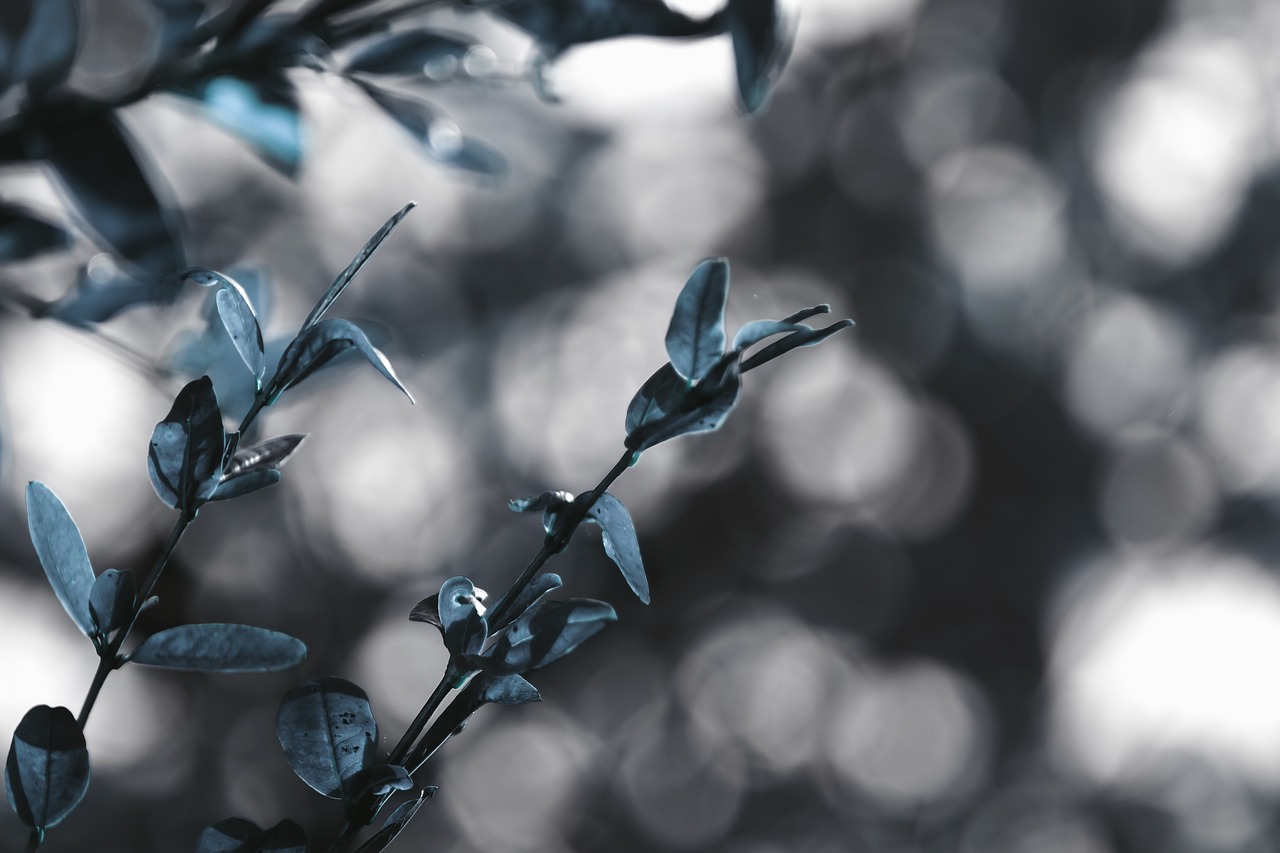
[342,764,413,804]
[437,576,488,658]
[625,355,743,452]
[195,817,308,853]
[267,318,413,404]
[148,0,209,58]
[508,490,574,537]
[301,202,415,331]
[625,362,688,436]
[210,469,282,501]
[14,0,78,96]
[25,482,95,637]
[363,85,507,178]
[739,319,854,372]
[780,303,831,324]
[586,494,649,604]
[147,376,226,514]
[493,0,723,55]
[216,282,266,385]
[174,75,305,175]
[343,29,474,76]
[407,674,540,769]
[0,203,71,262]
[477,599,617,675]
[226,434,307,477]
[277,677,377,800]
[130,624,306,672]
[352,789,433,853]
[88,569,135,638]
[726,0,797,112]
[43,265,184,327]
[488,573,563,634]
[666,258,730,382]
[4,705,89,831]
[408,595,442,630]
[33,109,183,276]
[731,319,803,352]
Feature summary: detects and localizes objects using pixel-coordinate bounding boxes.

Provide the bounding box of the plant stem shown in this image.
[388,670,455,767]
[26,828,41,851]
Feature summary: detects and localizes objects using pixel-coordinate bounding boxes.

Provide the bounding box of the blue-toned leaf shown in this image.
[267,318,413,404]
[34,109,183,276]
[726,0,796,112]
[147,376,226,513]
[130,624,306,672]
[148,0,207,58]
[478,599,616,675]
[301,202,415,331]
[625,362,688,436]
[408,594,442,630]
[731,319,803,351]
[216,282,266,384]
[488,573,563,634]
[438,576,488,658]
[739,318,854,372]
[4,705,89,831]
[508,490,573,514]
[210,468,281,501]
[175,75,304,175]
[88,569,135,638]
[25,482,95,637]
[342,764,413,804]
[352,789,433,853]
[666,258,730,382]
[226,434,306,477]
[363,84,507,178]
[14,0,78,96]
[407,674,540,770]
[780,303,831,324]
[0,204,70,262]
[277,677,377,800]
[43,264,185,327]
[343,29,474,75]
[493,0,723,55]
[586,493,649,604]
[625,354,742,452]
[195,817,308,853]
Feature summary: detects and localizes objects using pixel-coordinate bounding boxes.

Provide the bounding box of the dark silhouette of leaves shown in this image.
[13,0,79,96]
[343,29,474,76]
[194,816,308,853]
[351,789,433,853]
[0,203,70,263]
[4,705,89,832]
[147,377,226,514]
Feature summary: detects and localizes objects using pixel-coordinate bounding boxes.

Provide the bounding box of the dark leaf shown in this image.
[493,0,723,55]
[343,29,474,75]
[352,789,433,853]
[301,202,415,331]
[437,576,488,658]
[478,598,616,675]
[342,764,412,804]
[277,677,377,800]
[33,109,183,276]
[216,282,266,384]
[666,258,730,382]
[226,434,306,477]
[726,0,796,112]
[488,573,562,634]
[130,624,306,672]
[585,494,649,604]
[259,820,308,853]
[508,490,574,514]
[780,303,831,324]
[148,0,208,58]
[408,674,539,770]
[88,569,135,638]
[739,319,854,372]
[195,817,308,853]
[174,75,304,175]
[210,468,282,501]
[731,319,803,351]
[267,318,413,404]
[25,481,95,637]
[4,705,89,831]
[625,354,742,452]
[363,85,507,178]
[43,265,183,327]
[624,362,689,436]
[0,204,70,263]
[14,0,78,96]
[408,595,442,630]
[147,376,226,513]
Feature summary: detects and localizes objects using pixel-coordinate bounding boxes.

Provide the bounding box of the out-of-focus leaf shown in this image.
[277,677,377,800]
[666,258,729,382]
[363,84,507,178]
[195,817,308,853]
[492,0,724,55]
[42,264,184,327]
[508,489,573,537]
[477,598,616,675]
[0,203,70,262]
[25,481,95,637]
[147,376,226,514]
[726,0,797,112]
[586,494,649,604]
[408,673,540,769]
[780,303,832,324]
[437,576,488,658]
[216,283,266,384]
[739,319,854,372]
[129,624,306,672]
[33,109,183,276]
[173,75,304,175]
[352,789,433,853]
[267,318,413,403]
[4,705,89,831]
[14,0,78,96]
[148,0,207,57]
[343,29,474,75]
[226,434,306,477]
[301,202,414,331]
[88,569,135,638]
[210,469,281,501]
[625,355,742,452]
[625,362,687,436]
[342,764,412,804]
[488,573,562,634]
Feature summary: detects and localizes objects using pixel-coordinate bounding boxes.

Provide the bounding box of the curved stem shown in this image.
[26,828,42,851]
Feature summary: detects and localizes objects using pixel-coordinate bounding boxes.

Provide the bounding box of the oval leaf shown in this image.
[210,468,281,501]
[88,569,135,638]
[625,356,742,453]
[130,624,306,672]
[665,258,730,382]
[624,362,689,436]
[438,576,488,658]
[25,482,96,637]
[267,318,413,404]
[226,434,307,477]
[586,494,649,604]
[277,677,377,800]
[481,599,617,675]
[352,789,433,853]
[148,376,226,513]
[4,705,89,831]
[726,0,797,112]
[216,283,266,384]
[343,30,474,75]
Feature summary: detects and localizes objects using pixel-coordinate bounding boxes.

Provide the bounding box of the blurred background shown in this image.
[5,0,1280,850]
